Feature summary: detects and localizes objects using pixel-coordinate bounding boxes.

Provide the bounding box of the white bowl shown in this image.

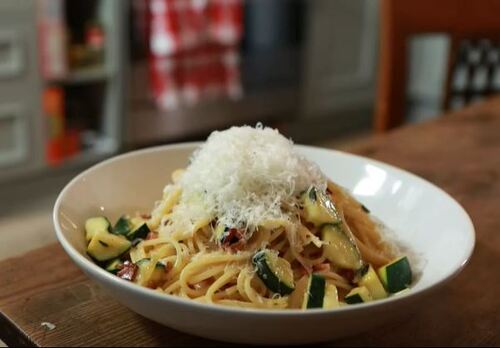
[53,143,475,345]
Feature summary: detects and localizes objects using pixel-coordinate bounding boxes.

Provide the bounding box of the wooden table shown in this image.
[2,98,500,347]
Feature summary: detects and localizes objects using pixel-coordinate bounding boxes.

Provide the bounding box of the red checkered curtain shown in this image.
[147,0,243,111]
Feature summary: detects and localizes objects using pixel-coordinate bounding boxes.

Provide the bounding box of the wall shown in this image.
[295,0,450,142]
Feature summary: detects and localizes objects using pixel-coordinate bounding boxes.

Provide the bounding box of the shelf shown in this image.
[0,2,126,185]
[0,140,117,185]
[45,134,118,174]
[45,66,110,85]
[57,135,117,168]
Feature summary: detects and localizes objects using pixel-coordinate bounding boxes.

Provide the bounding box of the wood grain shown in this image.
[2,97,500,346]
[0,245,225,347]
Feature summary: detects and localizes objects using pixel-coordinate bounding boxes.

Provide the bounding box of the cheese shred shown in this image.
[179,125,326,231]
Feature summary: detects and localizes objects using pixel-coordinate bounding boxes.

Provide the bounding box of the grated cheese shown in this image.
[179,125,326,231]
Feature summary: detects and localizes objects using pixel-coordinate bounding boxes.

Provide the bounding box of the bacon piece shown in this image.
[221,228,246,252]
[117,261,137,281]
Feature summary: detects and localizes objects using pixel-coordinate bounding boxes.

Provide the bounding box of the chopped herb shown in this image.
[361,204,370,213]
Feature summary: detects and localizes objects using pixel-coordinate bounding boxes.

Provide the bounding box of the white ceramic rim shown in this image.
[53,142,476,317]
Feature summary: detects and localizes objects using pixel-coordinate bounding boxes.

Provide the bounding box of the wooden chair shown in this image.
[375,0,500,132]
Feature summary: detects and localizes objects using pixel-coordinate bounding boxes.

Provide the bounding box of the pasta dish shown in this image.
[84,126,412,309]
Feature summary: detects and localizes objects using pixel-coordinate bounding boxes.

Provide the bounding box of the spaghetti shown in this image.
[84,126,412,310]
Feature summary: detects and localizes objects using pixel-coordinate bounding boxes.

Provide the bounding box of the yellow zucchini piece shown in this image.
[87,230,131,262]
[129,245,147,264]
[85,216,111,242]
[345,286,373,304]
[358,265,387,300]
[135,258,167,287]
[321,224,363,270]
[323,283,340,309]
[301,186,341,226]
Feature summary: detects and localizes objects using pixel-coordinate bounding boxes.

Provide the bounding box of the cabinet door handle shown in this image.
[0,104,28,167]
[0,30,24,79]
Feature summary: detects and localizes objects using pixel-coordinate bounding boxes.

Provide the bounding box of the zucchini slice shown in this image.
[104,258,124,274]
[85,216,111,242]
[321,224,364,271]
[302,274,339,309]
[358,265,387,300]
[303,274,325,309]
[126,223,150,241]
[135,258,167,287]
[301,186,342,226]
[252,250,295,295]
[323,283,340,309]
[112,216,150,241]
[130,216,148,229]
[87,230,131,262]
[378,256,412,293]
[113,216,132,236]
[345,286,373,304]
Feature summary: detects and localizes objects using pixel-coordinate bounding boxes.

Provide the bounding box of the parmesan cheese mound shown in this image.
[179,125,326,231]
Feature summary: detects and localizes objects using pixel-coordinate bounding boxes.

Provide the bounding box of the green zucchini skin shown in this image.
[252,250,295,295]
[305,274,326,309]
[126,223,150,240]
[345,293,363,304]
[112,215,150,241]
[378,256,412,293]
[113,216,132,236]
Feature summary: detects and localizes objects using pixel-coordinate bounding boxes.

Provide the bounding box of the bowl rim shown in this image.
[53,142,476,316]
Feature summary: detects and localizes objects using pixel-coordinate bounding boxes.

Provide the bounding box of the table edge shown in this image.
[0,310,37,347]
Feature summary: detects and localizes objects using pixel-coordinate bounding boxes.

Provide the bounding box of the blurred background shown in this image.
[0,0,499,258]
